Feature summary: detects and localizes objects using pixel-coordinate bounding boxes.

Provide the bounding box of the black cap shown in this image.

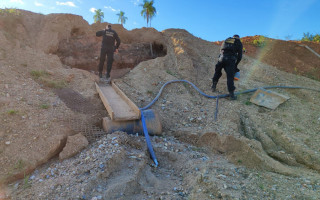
[233,34,240,38]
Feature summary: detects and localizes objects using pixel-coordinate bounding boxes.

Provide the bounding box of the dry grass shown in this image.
[30,70,67,89]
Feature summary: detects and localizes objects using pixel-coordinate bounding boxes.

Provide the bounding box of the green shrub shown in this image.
[30,70,49,79]
[0,8,20,16]
[23,173,31,189]
[313,34,320,42]
[43,80,67,89]
[7,110,18,115]
[30,70,67,89]
[301,32,313,41]
[40,104,49,109]
[253,36,267,47]
[301,32,320,42]
[166,69,176,76]
[14,159,25,170]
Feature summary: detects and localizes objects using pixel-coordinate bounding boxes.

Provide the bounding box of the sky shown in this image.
[1,0,319,42]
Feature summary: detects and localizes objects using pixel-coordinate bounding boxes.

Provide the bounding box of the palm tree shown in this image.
[93,9,104,23]
[140,0,156,27]
[117,11,128,25]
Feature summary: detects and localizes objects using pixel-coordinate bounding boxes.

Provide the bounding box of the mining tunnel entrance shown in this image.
[56,34,167,78]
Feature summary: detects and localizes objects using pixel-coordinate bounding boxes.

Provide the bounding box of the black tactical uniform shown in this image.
[212,35,243,100]
[96,25,121,79]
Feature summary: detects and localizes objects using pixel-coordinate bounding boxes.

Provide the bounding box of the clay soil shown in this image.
[215,35,320,80]
[1,9,320,200]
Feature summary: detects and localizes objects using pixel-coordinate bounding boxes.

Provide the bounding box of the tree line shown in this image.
[93,0,156,27]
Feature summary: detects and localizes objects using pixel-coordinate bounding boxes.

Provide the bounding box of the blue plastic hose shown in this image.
[142,80,320,110]
[214,97,219,121]
[139,79,320,166]
[140,108,158,166]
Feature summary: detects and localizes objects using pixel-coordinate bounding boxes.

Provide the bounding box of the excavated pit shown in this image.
[56,32,167,77]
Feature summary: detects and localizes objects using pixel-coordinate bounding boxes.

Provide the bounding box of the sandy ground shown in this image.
[1,9,320,199]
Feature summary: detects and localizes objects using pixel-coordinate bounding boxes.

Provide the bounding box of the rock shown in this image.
[14,183,19,190]
[99,164,105,170]
[231,185,238,190]
[218,174,227,179]
[59,133,89,160]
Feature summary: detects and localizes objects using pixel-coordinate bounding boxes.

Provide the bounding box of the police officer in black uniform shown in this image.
[96,24,121,82]
[211,34,243,100]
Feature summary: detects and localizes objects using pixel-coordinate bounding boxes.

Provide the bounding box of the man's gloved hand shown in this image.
[235,64,240,72]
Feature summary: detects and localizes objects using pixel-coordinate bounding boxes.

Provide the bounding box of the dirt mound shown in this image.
[0,8,166,187]
[216,35,320,80]
[8,132,320,199]
[116,29,320,176]
[1,9,320,199]
[0,9,167,77]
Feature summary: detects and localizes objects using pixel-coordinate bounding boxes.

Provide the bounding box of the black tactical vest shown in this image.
[221,37,237,53]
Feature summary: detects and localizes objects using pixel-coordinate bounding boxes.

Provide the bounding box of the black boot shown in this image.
[229,91,237,100]
[106,74,111,84]
[211,82,218,92]
[99,72,102,78]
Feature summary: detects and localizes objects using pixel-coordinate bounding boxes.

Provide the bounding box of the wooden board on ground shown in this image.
[95,81,141,121]
[250,88,290,110]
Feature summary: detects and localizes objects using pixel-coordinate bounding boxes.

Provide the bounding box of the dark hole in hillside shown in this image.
[56,37,167,78]
[151,42,166,58]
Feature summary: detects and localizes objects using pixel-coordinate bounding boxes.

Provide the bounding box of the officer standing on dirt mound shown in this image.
[96,24,121,83]
[211,34,243,100]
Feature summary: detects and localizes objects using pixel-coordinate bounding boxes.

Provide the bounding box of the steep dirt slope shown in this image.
[216,36,320,80]
[1,9,320,199]
[117,29,320,176]
[0,26,103,187]
[8,28,320,199]
[0,9,167,186]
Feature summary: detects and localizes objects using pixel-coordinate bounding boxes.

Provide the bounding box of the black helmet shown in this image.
[233,34,240,38]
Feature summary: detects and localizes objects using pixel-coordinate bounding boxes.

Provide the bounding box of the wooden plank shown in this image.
[95,82,140,121]
[112,81,141,119]
[250,88,290,110]
[95,82,114,120]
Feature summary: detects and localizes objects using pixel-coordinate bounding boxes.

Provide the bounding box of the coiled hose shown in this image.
[140,79,320,166]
